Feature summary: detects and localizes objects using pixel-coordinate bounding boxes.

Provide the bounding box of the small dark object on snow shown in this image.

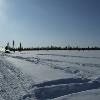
[5,50,10,53]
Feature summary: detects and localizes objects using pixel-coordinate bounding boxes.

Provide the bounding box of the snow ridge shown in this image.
[0,55,34,100]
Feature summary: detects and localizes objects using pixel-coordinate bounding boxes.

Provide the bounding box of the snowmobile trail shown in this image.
[0,54,35,100]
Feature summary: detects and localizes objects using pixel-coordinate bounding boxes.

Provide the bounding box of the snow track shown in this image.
[21,78,100,100]
[34,80,100,100]
[5,53,100,79]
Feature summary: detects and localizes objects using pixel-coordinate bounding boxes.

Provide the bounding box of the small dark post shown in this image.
[19,42,22,52]
[13,40,15,52]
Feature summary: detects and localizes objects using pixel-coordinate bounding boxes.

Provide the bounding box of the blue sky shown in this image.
[0,0,100,47]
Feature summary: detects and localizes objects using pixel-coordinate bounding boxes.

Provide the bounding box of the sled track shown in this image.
[5,54,100,69]
[22,78,100,100]
[37,54,100,59]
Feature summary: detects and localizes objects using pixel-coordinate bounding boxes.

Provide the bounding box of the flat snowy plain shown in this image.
[0,50,100,100]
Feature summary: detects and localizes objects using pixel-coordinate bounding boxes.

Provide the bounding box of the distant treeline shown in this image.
[5,40,100,51]
[9,46,100,51]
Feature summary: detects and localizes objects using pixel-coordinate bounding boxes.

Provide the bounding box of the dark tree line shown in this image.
[22,46,100,51]
[5,41,100,52]
[18,45,100,51]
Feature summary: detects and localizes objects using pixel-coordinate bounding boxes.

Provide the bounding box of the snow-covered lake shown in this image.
[1,50,100,100]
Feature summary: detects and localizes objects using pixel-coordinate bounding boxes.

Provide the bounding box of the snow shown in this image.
[0,47,5,52]
[0,50,100,100]
[34,80,100,100]
[0,56,34,100]
[51,88,100,100]
[6,57,75,82]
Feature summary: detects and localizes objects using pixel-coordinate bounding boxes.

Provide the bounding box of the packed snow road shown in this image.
[0,50,100,100]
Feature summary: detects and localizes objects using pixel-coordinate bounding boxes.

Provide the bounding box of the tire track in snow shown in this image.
[37,54,100,59]
[5,54,100,68]
[34,80,100,100]
[23,78,100,100]
[5,54,100,79]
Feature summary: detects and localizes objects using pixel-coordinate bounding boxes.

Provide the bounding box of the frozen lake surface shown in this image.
[0,50,100,100]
